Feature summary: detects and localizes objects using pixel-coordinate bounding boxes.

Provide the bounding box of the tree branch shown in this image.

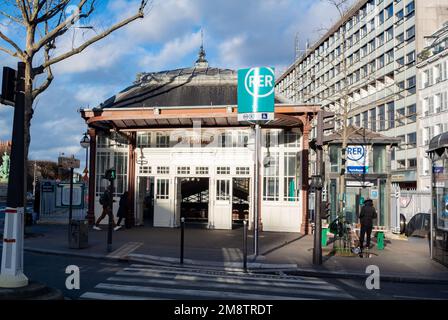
[36,9,145,72]
[0,30,24,57]
[0,10,24,25]
[34,0,71,24]
[0,45,18,57]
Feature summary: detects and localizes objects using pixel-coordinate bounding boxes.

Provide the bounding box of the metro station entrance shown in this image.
[179,177,210,225]
[232,178,250,225]
[137,176,154,226]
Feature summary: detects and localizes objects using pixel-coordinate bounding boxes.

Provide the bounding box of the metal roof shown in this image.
[428,132,448,153]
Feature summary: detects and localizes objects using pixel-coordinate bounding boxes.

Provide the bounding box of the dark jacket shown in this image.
[359,202,377,227]
[117,193,128,218]
[100,189,112,208]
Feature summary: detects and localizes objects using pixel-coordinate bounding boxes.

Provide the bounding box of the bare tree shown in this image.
[0,0,151,164]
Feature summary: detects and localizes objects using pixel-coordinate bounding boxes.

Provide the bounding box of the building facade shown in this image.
[81,55,320,234]
[276,0,448,189]
[417,23,448,190]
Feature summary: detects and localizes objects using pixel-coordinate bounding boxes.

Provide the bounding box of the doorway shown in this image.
[179,177,209,225]
[137,176,154,226]
[232,178,250,226]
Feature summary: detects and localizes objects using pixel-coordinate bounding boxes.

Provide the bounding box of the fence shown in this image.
[390,184,431,233]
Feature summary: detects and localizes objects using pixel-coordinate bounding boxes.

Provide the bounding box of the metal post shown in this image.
[253,124,261,256]
[0,62,28,288]
[69,167,74,222]
[107,179,113,252]
[180,217,185,264]
[243,220,248,272]
[313,110,323,265]
[32,161,36,197]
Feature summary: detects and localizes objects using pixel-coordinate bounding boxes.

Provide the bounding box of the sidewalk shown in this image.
[10,222,448,284]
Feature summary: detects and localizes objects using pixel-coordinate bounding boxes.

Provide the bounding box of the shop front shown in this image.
[323,126,400,229]
[428,132,448,267]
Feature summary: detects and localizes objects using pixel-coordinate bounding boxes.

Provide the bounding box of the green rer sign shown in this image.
[238,67,275,122]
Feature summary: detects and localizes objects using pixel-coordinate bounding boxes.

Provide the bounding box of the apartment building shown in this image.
[276,0,448,189]
[417,22,448,190]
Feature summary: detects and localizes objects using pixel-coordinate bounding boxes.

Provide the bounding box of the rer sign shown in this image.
[346,145,369,174]
[237,67,275,122]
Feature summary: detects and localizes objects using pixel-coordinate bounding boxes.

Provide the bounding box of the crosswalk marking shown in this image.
[80,263,354,300]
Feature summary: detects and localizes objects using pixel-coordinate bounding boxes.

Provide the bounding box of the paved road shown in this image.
[22,252,448,300]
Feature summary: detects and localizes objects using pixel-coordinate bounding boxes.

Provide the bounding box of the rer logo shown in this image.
[244,67,275,98]
[347,145,369,174]
[347,146,365,161]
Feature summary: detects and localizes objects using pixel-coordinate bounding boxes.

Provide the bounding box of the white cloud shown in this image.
[140,31,202,70]
[75,84,117,105]
[216,35,248,69]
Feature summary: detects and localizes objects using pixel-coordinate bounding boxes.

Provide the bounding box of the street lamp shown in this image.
[80,132,90,179]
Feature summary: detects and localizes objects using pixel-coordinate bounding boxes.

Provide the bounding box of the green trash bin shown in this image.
[322,227,328,247]
[377,231,384,250]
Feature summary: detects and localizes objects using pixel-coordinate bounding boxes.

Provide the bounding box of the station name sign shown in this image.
[346,145,369,174]
[58,156,80,169]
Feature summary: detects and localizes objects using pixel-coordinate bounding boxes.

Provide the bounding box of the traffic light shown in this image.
[104,168,116,180]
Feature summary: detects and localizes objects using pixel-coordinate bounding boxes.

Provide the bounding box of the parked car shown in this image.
[405,212,430,238]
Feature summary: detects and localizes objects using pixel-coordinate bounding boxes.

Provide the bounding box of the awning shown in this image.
[427,132,448,153]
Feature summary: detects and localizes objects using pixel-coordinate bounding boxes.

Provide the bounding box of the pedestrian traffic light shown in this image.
[104,168,116,180]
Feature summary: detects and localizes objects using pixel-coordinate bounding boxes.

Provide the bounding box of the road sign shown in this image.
[346,145,369,174]
[58,156,80,169]
[237,67,275,122]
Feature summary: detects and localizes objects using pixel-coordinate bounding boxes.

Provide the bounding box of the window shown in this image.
[377,55,385,69]
[137,132,151,148]
[407,76,416,89]
[157,166,169,174]
[156,179,170,200]
[114,152,128,196]
[373,146,386,173]
[362,111,368,128]
[177,166,190,175]
[378,105,385,131]
[407,104,416,123]
[405,1,415,16]
[236,167,250,175]
[156,132,170,148]
[284,152,299,202]
[397,56,405,67]
[377,33,385,47]
[195,167,209,175]
[387,102,395,129]
[385,4,393,19]
[397,108,405,126]
[369,39,376,53]
[386,27,394,42]
[263,152,279,201]
[96,152,110,195]
[406,51,415,64]
[217,167,230,175]
[218,132,233,148]
[235,131,249,147]
[329,146,339,173]
[216,180,230,201]
[264,130,279,148]
[397,159,406,169]
[396,9,404,21]
[370,108,377,131]
[355,114,361,127]
[378,10,384,25]
[406,26,415,40]
[139,166,151,174]
[386,49,394,64]
[284,131,301,148]
[396,32,405,45]
[425,97,434,115]
[408,158,417,168]
[407,132,417,147]
[423,68,433,88]
[97,136,110,148]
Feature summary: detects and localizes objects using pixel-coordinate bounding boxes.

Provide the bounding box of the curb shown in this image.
[19,246,448,285]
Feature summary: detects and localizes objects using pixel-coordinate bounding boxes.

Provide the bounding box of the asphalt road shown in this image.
[21,252,448,300]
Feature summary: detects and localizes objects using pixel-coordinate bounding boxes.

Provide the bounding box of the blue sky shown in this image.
[0,0,345,172]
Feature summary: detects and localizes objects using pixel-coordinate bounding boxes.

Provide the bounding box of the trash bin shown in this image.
[69,219,89,249]
[322,226,328,247]
[377,231,385,250]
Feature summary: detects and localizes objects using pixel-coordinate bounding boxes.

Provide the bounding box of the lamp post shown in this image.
[80,133,90,179]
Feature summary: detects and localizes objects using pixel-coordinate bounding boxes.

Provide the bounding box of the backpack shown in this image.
[99,191,109,206]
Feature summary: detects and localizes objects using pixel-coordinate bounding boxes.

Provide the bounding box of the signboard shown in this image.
[56,183,84,208]
[370,188,379,200]
[41,181,54,193]
[346,145,369,174]
[237,67,275,122]
[58,156,80,169]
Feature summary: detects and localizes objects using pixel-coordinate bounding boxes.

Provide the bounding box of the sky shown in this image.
[0,0,348,173]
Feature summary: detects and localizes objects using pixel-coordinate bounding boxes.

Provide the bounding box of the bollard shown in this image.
[377,231,384,250]
[107,207,112,253]
[321,227,328,247]
[243,220,248,273]
[180,217,185,264]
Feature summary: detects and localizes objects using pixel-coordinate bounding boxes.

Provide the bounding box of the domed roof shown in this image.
[97,47,289,109]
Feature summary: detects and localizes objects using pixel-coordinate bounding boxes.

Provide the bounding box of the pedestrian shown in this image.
[359,198,377,252]
[93,185,116,230]
[115,191,129,230]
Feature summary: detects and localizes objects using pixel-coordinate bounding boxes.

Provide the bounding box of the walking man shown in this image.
[93,185,116,230]
[359,198,377,252]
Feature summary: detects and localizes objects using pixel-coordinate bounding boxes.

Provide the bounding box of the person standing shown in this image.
[359,199,377,252]
[115,191,129,230]
[93,185,116,230]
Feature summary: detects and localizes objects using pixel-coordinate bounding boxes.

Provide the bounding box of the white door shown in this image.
[212,178,233,230]
[153,177,172,227]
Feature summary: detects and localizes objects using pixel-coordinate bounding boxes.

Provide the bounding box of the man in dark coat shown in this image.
[115,192,129,230]
[93,185,116,230]
[359,199,377,251]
